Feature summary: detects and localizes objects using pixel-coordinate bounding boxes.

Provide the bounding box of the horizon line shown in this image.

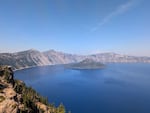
[0,48,149,57]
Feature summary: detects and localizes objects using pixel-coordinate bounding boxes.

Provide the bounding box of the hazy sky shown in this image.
[0,0,150,56]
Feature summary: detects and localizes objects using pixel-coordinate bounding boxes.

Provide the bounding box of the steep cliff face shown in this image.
[14,49,51,66]
[0,49,52,70]
[0,49,150,70]
[43,50,84,64]
[0,66,66,113]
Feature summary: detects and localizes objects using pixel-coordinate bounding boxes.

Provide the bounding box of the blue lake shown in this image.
[15,63,150,113]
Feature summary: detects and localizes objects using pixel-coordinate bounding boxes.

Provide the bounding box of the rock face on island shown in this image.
[68,58,105,69]
[0,66,66,113]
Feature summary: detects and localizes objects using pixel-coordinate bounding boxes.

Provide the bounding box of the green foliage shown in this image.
[1,66,14,86]
[0,66,67,113]
[0,84,5,93]
[14,80,25,94]
[4,68,10,82]
[13,80,39,112]
[20,85,67,113]
[12,104,17,109]
[56,103,66,113]
[0,89,3,93]
[0,96,5,102]
[38,95,48,105]
[13,80,55,112]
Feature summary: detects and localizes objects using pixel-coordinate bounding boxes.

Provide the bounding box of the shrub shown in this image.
[0,96,5,102]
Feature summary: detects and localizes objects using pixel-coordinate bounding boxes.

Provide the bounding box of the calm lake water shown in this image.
[15,63,150,113]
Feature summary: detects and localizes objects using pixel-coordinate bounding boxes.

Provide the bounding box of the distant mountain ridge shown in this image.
[0,49,150,70]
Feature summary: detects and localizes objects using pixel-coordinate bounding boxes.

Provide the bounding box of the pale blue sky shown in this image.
[0,0,150,56]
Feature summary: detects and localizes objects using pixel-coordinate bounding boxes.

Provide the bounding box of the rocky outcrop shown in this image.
[0,66,66,113]
[67,58,105,69]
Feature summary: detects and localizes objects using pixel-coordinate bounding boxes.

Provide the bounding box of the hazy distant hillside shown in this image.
[0,49,51,70]
[0,49,150,70]
[43,50,84,64]
[88,53,150,63]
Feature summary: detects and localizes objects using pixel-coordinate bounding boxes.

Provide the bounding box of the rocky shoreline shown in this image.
[0,66,66,113]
